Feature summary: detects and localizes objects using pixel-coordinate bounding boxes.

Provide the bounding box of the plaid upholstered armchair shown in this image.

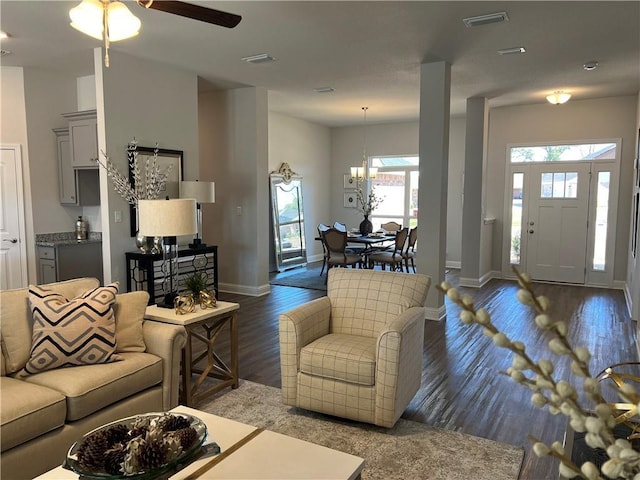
[279,268,430,427]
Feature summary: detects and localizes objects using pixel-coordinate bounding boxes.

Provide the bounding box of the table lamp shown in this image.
[180,181,216,249]
[138,198,197,308]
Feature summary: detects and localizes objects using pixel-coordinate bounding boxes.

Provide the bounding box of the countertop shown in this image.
[35,232,102,247]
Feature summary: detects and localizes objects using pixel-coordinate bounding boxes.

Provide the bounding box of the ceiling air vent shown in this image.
[463,11,509,27]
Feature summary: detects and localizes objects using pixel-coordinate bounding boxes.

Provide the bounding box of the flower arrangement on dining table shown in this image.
[438,268,640,480]
[355,180,383,216]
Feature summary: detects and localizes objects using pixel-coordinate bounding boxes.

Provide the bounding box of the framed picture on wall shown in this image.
[344,192,357,208]
[343,173,356,190]
[129,146,184,237]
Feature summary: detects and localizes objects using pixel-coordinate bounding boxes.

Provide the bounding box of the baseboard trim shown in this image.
[219,282,271,297]
[622,282,633,318]
[446,261,461,269]
[458,270,499,288]
[425,305,446,322]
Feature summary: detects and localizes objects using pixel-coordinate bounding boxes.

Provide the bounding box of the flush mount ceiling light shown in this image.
[0,31,9,39]
[463,11,509,27]
[242,53,277,64]
[546,91,572,105]
[498,46,526,55]
[583,60,599,71]
[313,87,335,93]
[70,0,141,67]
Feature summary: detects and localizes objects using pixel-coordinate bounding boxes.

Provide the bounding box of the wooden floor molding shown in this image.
[204,267,636,479]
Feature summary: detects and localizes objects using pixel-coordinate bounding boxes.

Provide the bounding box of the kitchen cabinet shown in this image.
[62,110,98,169]
[53,127,100,205]
[37,242,103,284]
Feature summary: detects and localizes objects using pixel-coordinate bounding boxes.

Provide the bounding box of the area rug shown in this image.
[269,264,327,291]
[198,380,524,480]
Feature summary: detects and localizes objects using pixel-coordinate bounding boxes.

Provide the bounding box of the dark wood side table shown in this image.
[125,245,218,305]
[144,302,239,407]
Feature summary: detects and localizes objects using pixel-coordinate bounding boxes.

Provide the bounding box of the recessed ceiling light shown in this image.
[241,53,276,64]
[498,47,526,55]
[463,11,509,27]
[313,87,334,93]
[583,60,599,71]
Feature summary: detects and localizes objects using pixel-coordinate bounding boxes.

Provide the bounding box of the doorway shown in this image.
[0,145,28,289]
[503,141,619,285]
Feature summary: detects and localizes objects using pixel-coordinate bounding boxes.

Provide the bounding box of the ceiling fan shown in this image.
[136,1,241,29]
[70,0,241,66]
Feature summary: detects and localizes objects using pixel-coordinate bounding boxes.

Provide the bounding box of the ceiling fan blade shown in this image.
[138,1,241,29]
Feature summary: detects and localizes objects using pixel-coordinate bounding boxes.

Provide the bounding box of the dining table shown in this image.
[316,232,396,268]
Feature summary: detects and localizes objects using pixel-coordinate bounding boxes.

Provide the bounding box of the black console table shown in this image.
[125,245,218,305]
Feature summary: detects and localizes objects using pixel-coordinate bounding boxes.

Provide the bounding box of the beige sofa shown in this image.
[0,278,187,479]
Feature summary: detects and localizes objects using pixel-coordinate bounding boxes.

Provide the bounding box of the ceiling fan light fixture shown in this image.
[546,91,571,105]
[106,1,141,41]
[463,11,509,27]
[70,0,104,40]
[70,0,140,41]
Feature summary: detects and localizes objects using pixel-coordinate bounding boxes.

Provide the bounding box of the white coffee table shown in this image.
[35,406,364,480]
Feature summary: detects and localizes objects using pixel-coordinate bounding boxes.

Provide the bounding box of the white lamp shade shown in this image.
[138,199,197,237]
[180,181,216,204]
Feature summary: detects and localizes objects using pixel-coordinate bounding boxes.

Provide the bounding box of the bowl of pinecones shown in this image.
[65,412,208,478]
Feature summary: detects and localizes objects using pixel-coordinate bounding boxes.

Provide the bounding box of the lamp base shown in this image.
[189,238,206,249]
[158,291,179,309]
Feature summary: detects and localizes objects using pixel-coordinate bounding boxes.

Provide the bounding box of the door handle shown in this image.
[529,221,535,226]
[528,230,534,234]
[3,238,18,244]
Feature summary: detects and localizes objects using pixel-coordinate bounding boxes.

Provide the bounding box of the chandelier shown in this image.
[350,107,378,181]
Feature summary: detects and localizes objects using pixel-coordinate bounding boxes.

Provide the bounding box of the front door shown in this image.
[0,145,28,289]
[525,163,591,283]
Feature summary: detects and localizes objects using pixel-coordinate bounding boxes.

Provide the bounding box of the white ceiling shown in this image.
[1,1,638,127]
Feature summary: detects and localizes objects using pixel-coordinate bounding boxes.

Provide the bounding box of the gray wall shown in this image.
[97,50,199,285]
[198,87,270,295]
[268,112,332,268]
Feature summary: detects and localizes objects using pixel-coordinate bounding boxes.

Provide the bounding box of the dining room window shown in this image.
[369,156,419,230]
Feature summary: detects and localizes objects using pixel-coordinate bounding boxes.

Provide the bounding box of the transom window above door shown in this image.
[510,142,617,163]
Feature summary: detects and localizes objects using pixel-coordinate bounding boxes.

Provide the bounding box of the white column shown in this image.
[460,97,489,285]
[417,61,450,321]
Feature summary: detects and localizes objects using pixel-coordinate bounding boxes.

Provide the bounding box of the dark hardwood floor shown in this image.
[205,265,635,480]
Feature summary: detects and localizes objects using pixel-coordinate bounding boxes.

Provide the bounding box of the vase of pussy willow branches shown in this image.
[96,139,172,253]
[438,269,639,480]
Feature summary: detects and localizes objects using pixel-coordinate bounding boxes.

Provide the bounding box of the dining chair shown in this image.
[321,228,362,274]
[333,221,365,255]
[317,223,331,276]
[368,227,409,271]
[380,221,402,233]
[402,226,418,273]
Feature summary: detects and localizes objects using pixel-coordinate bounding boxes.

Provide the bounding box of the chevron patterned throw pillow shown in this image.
[15,283,122,378]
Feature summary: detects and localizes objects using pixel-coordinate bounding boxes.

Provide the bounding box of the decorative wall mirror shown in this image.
[270,163,307,271]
